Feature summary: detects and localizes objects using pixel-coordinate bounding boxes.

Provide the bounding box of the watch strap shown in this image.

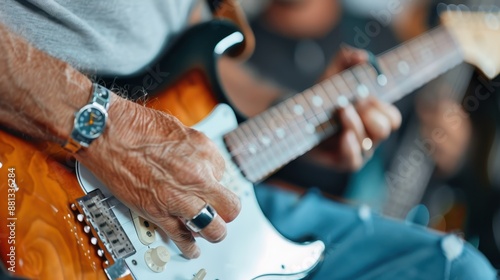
[91,84,110,110]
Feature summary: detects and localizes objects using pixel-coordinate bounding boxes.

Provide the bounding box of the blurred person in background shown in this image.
[241,0,500,268]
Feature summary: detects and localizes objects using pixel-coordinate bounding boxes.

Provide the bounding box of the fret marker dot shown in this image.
[398,61,410,75]
[275,128,286,139]
[248,145,257,154]
[356,84,369,98]
[486,14,500,30]
[260,136,271,146]
[312,95,323,107]
[337,96,349,108]
[293,104,304,115]
[305,123,316,134]
[377,75,388,86]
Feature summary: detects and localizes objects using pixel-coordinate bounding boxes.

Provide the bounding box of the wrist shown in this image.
[76,94,132,158]
[63,83,113,153]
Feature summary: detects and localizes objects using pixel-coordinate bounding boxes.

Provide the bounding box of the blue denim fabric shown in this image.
[255,184,497,280]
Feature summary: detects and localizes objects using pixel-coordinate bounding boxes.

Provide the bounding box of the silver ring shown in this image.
[186,204,217,232]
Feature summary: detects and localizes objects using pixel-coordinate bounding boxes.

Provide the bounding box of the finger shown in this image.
[181,196,226,242]
[336,130,363,170]
[370,98,402,130]
[338,45,369,68]
[205,181,241,223]
[198,214,227,243]
[158,216,200,259]
[338,104,367,146]
[355,99,392,144]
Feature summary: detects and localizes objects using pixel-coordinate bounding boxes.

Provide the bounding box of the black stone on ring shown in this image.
[186,204,217,232]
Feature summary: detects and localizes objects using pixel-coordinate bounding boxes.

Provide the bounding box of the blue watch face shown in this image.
[75,106,106,139]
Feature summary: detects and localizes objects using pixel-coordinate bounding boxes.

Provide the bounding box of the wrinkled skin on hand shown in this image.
[76,96,241,259]
[310,47,402,171]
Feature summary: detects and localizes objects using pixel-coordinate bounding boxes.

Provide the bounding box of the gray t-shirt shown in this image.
[0,1,196,75]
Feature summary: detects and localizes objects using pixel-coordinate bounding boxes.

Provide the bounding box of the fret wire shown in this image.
[351,64,380,99]
[360,61,399,103]
[253,112,283,171]
[241,118,275,179]
[380,49,404,81]
[231,123,254,170]
[294,91,317,123]
[223,132,240,162]
[377,54,395,79]
[310,84,339,137]
[315,82,336,110]
[225,129,246,160]
[296,89,330,139]
[276,100,310,156]
[282,96,313,148]
[394,44,417,80]
[330,75,354,106]
[339,72,357,101]
[230,125,257,179]
[398,43,419,72]
[237,121,268,180]
[432,28,459,54]
[257,108,294,155]
[320,77,342,108]
[311,84,336,122]
[226,26,466,182]
[300,89,329,138]
[340,70,358,97]
[246,114,281,176]
[268,106,304,160]
[416,33,438,63]
[341,69,368,102]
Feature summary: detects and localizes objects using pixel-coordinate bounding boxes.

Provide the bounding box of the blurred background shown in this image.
[238,0,500,268]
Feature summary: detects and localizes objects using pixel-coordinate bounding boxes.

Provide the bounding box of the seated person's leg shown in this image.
[256,184,497,280]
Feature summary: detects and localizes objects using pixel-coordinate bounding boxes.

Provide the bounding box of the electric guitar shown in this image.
[1,10,500,280]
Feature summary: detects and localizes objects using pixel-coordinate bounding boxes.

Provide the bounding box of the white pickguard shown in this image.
[76,104,325,280]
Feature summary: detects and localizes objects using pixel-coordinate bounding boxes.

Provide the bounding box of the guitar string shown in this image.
[78,8,487,240]
[223,27,457,159]
[222,28,461,177]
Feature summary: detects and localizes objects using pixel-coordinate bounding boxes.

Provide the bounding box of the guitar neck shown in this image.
[225,26,464,183]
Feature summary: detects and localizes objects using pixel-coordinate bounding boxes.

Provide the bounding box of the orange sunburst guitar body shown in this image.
[0,71,215,280]
[3,10,500,280]
[0,20,325,280]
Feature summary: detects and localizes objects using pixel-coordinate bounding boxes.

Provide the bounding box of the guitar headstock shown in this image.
[441,10,500,79]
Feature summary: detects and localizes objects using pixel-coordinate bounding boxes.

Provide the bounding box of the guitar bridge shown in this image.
[72,189,136,261]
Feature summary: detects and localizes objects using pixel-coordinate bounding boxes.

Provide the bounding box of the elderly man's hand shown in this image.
[308,47,402,171]
[76,95,241,259]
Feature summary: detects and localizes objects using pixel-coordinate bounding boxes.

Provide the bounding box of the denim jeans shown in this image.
[255,184,497,280]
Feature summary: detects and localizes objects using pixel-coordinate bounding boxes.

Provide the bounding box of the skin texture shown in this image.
[0,14,400,258]
[221,47,402,171]
[0,24,240,259]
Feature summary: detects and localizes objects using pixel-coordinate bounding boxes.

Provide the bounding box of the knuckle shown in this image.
[225,195,241,222]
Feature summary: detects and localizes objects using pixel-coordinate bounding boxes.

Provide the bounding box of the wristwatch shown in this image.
[63,83,110,153]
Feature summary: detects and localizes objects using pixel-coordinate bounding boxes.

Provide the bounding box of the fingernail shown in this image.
[192,247,201,259]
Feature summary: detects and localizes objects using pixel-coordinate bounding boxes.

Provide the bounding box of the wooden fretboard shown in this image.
[224,27,464,183]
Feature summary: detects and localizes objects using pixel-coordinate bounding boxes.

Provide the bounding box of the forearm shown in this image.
[0,23,94,145]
